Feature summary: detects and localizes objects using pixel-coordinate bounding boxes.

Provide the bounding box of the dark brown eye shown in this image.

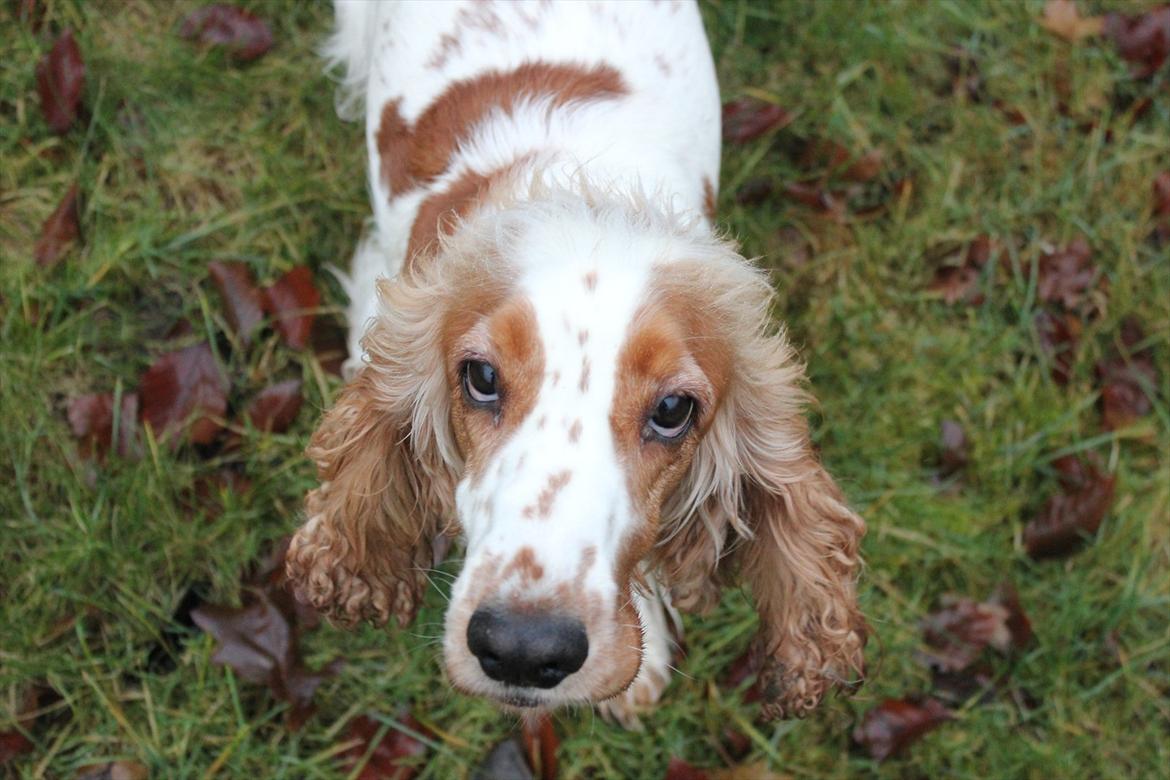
[463,360,499,404]
[648,394,695,439]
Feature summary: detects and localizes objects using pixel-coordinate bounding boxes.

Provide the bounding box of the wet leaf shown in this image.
[0,731,34,764]
[1035,238,1097,311]
[720,646,762,704]
[1096,318,1156,430]
[664,757,710,780]
[733,177,776,206]
[937,419,969,477]
[520,714,558,780]
[782,182,844,219]
[852,698,952,762]
[262,267,320,350]
[179,4,274,63]
[36,29,85,134]
[1040,0,1104,42]
[311,314,349,377]
[1035,310,1083,385]
[919,584,1033,673]
[472,737,533,780]
[927,236,991,305]
[139,342,229,446]
[341,713,430,780]
[1024,454,1115,559]
[1104,5,1170,79]
[208,261,264,345]
[67,391,141,460]
[722,98,793,144]
[75,761,149,780]
[246,379,303,433]
[35,183,81,268]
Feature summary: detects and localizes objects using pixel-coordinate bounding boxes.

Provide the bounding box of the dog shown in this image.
[286,0,866,727]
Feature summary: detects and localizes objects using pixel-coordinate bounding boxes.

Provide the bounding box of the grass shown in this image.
[2,0,1167,777]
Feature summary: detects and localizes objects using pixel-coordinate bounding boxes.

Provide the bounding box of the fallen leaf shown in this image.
[36,29,85,134]
[208,261,264,345]
[262,267,320,350]
[246,379,303,433]
[1153,170,1170,243]
[1095,318,1156,429]
[67,391,141,460]
[520,715,558,780]
[1035,238,1097,311]
[937,419,969,477]
[311,314,349,377]
[918,584,1032,673]
[782,182,845,219]
[139,342,229,446]
[733,177,776,206]
[179,4,274,63]
[75,761,149,780]
[341,713,430,780]
[34,183,81,268]
[1035,309,1082,385]
[0,732,34,765]
[843,149,885,183]
[1024,454,1115,559]
[722,98,793,144]
[664,757,710,780]
[852,698,952,762]
[1040,0,1104,42]
[928,236,992,305]
[1104,5,1170,78]
[720,646,762,704]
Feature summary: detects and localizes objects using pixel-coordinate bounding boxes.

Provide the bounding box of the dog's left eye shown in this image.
[647,394,695,440]
[463,360,500,405]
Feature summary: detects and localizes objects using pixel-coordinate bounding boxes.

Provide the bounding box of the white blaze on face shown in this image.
[444,207,661,705]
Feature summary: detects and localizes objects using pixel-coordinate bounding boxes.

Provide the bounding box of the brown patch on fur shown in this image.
[577,329,589,346]
[578,355,591,392]
[378,62,627,195]
[522,469,572,519]
[701,176,718,223]
[568,419,582,443]
[503,546,545,582]
[407,167,498,269]
[583,270,598,292]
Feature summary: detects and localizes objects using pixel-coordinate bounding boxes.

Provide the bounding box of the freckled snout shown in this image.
[467,608,588,689]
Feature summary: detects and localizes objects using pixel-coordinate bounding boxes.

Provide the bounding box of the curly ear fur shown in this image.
[653,254,867,720]
[286,272,466,628]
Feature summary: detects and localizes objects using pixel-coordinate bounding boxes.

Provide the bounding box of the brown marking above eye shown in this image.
[522,469,572,519]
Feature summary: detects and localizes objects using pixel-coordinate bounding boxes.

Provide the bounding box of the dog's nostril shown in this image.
[466,607,588,689]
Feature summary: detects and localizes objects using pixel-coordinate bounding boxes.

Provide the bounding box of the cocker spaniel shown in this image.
[286,0,866,726]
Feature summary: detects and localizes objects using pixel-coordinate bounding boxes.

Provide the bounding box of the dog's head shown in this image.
[286,186,866,718]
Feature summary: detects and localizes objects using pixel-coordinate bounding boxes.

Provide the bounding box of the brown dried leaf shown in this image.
[722,98,793,144]
[67,391,141,460]
[782,182,845,220]
[919,584,1033,673]
[311,314,349,377]
[246,379,303,433]
[208,261,264,345]
[1035,310,1083,385]
[341,713,430,780]
[35,184,81,268]
[664,758,710,780]
[179,4,274,63]
[520,714,558,780]
[139,342,229,446]
[928,236,992,305]
[852,698,953,762]
[1104,5,1170,79]
[262,267,320,350]
[0,731,34,765]
[1095,318,1156,430]
[1040,0,1105,42]
[36,29,85,134]
[1024,454,1115,559]
[1035,238,1096,310]
[75,761,150,780]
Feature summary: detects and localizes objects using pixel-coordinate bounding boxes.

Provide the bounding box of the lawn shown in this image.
[1,0,1167,778]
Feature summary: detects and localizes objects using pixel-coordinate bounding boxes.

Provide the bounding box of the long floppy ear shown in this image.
[654,258,866,720]
[286,278,461,628]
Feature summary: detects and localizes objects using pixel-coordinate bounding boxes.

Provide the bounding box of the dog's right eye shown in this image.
[463,360,500,405]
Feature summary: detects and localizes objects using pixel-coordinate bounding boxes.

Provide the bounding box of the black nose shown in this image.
[466,608,588,689]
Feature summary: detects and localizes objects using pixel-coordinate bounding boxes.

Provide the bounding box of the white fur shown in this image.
[328,0,722,721]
